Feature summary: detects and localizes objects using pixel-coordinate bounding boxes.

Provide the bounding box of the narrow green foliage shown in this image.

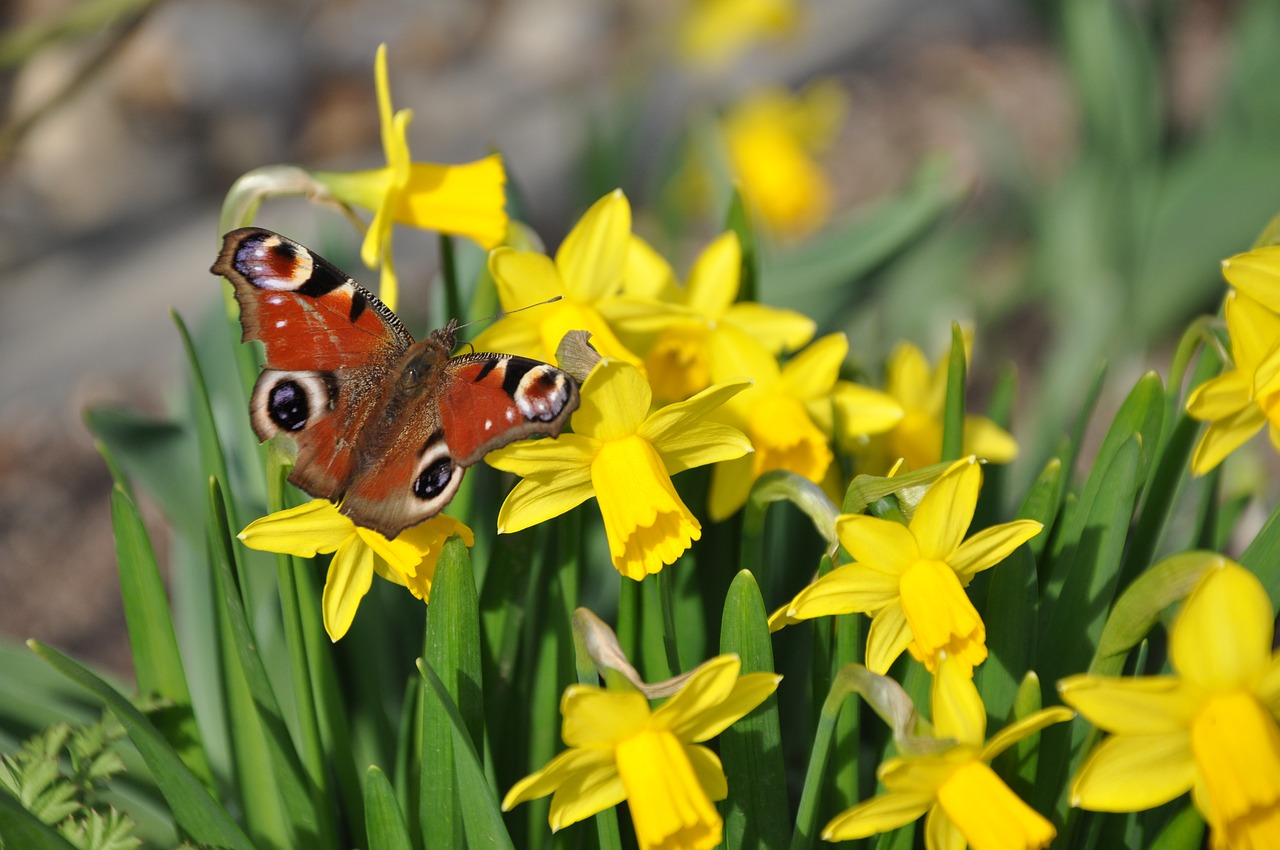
[417,664,515,850]
[726,188,759,303]
[420,537,484,850]
[719,572,788,850]
[941,322,966,462]
[28,642,256,850]
[364,767,413,850]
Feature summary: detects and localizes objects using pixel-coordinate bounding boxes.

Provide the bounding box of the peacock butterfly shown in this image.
[212,227,579,539]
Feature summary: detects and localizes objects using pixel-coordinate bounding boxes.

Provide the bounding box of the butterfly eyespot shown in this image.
[413,457,454,501]
[268,380,310,431]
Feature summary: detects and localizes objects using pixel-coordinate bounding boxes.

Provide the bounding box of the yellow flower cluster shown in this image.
[1186,246,1280,474]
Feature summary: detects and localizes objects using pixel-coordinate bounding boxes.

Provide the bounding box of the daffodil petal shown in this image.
[779,333,848,400]
[785,563,901,620]
[496,468,595,534]
[1071,732,1195,811]
[932,655,986,745]
[961,415,1018,463]
[502,745,616,810]
[468,310,548,362]
[981,707,1075,762]
[1185,370,1252,421]
[573,360,651,441]
[396,156,508,249]
[887,341,935,411]
[239,499,354,556]
[488,248,566,309]
[836,514,919,575]
[724,302,816,354]
[666,670,781,743]
[1190,404,1267,475]
[950,520,1043,580]
[1171,560,1274,691]
[561,686,652,746]
[624,233,679,299]
[822,791,932,841]
[373,44,394,161]
[321,539,374,641]
[1222,247,1280,311]
[707,454,756,522]
[923,803,966,850]
[640,378,752,468]
[1227,290,1280,371]
[1057,675,1199,734]
[683,230,741,316]
[651,655,739,730]
[866,602,914,675]
[709,323,781,386]
[909,458,979,560]
[557,189,631,302]
[831,380,905,436]
[685,744,728,801]
[547,761,627,832]
[485,433,598,476]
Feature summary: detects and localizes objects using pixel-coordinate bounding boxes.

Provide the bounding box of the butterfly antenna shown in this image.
[453,295,564,332]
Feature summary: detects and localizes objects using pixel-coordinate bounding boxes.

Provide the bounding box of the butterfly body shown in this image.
[212,227,579,538]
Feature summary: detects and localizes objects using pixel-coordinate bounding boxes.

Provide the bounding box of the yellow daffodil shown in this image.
[472,190,643,367]
[706,329,900,521]
[677,0,797,68]
[862,338,1017,476]
[315,44,508,310]
[238,499,473,641]
[604,230,816,402]
[1059,557,1280,849]
[1186,289,1280,475]
[503,654,781,850]
[722,81,846,238]
[770,457,1042,675]
[825,655,1072,849]
[487,359,751,579]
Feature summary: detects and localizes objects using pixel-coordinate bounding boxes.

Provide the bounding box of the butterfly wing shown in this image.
[339,344,580,538]
[212,227,414,499]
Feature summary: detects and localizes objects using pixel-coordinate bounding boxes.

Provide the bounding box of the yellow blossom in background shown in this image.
[705,329,899,520]
[238,500,473,641]
[487,359,751,579]
[1186,288,1280,475]
[503,654,781,850]
[722,81,846,238]
[472,190,643,367]
[677,0,797,68]
[315,44,508,310]
[604,230,816,402]
[1059,556,1280,849]
[862,338,1017,475]
[770,457,1042,675]
[825,655,1072,849]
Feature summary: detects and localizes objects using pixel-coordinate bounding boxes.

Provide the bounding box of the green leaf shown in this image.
[417,663,515,850]
[977,544,1037,722]
[420,537,484,850]
[107,484,214,791]
[718,572,787,850]
[726,188,759,304]
[1241,493,1280,608]
[765,157,963,315]
[206,481,325,849]
[28,641,256,850]
[365,766,413,850]
[941,323,966,462]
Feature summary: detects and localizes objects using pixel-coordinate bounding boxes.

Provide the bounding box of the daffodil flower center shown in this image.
[898,559,987,674]
[615,728,722,850]
[592,436,701,580]
[1189,690,1280,845]
[935,760,1055,850]
[645,325,711,402]
[746,395,831,482]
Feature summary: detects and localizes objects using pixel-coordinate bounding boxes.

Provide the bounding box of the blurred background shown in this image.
[2,0,1278,676]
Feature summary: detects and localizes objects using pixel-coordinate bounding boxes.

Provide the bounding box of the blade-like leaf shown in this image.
[719,571,787,850]
[365,766,413,850]
[28,641,256,850]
